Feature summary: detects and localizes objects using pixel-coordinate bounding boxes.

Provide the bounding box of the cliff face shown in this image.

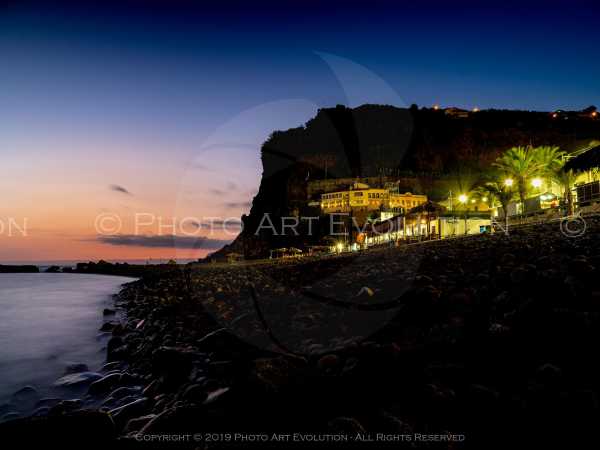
[208,104,600,260]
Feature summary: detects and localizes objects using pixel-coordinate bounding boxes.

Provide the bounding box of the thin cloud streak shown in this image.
[224,201,251,209]
[109,184,133,195]
[95,234,231,249]
[189,219,243,229]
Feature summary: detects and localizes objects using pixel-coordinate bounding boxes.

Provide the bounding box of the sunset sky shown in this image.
[1,0,599,262]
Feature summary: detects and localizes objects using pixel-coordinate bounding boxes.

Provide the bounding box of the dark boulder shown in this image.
[180,384,208,403]
[102,361,125,373]
[142,379,159,398]
[249,357,300,395]
[54,372,103,388]
[327,416,366,433]
[99,322,117,332]
[203,387,230,406]
[106,336,124,354]
[108,386,141,400]
[35,398,62,409]
[11,385,39,409]
[317,354,341,375]
[48,399,83,416]
[109,398,150,430]
[151,347,193,389]
[31,406,50,417]
[106,336,127,361]
[88,373,122,395]
[123,414,156,434]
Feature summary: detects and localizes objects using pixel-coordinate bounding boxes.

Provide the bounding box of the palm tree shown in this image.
[553,169,577,215]
[534,145,566,179]
[534,146,575,216]
[493,146,544,214]
[474,181,515,231]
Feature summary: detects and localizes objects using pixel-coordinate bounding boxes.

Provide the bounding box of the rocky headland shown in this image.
[210,105,600,260]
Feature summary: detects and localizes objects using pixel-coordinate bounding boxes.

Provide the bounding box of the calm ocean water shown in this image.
[0,273,135,417]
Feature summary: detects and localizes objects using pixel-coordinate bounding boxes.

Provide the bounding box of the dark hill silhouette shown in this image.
[208,104,600,260]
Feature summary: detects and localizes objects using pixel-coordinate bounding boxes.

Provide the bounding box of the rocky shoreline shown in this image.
[2,218,600,448]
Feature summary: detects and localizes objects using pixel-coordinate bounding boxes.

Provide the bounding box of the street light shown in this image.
[504,178,514,187]
[458,194,468,235]
[531,177,542,188]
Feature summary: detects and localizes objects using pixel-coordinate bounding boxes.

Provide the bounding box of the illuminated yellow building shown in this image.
[388,192,428,210]
[320,183,427,214]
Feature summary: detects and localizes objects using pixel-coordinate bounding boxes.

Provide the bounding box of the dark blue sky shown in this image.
[2,0,599,117]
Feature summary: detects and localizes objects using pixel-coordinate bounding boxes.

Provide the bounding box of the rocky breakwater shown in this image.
[0,264,39,273]
[2,216,600,448]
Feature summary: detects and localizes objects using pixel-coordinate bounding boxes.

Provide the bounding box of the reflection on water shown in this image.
[0,273,134,418]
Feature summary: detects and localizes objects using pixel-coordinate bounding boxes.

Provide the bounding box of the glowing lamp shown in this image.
[504,178,514,187]
[458,194,468,203]
[531,178,542,188]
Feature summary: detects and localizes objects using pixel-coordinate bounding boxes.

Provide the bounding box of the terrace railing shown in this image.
[576,181,600,206]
